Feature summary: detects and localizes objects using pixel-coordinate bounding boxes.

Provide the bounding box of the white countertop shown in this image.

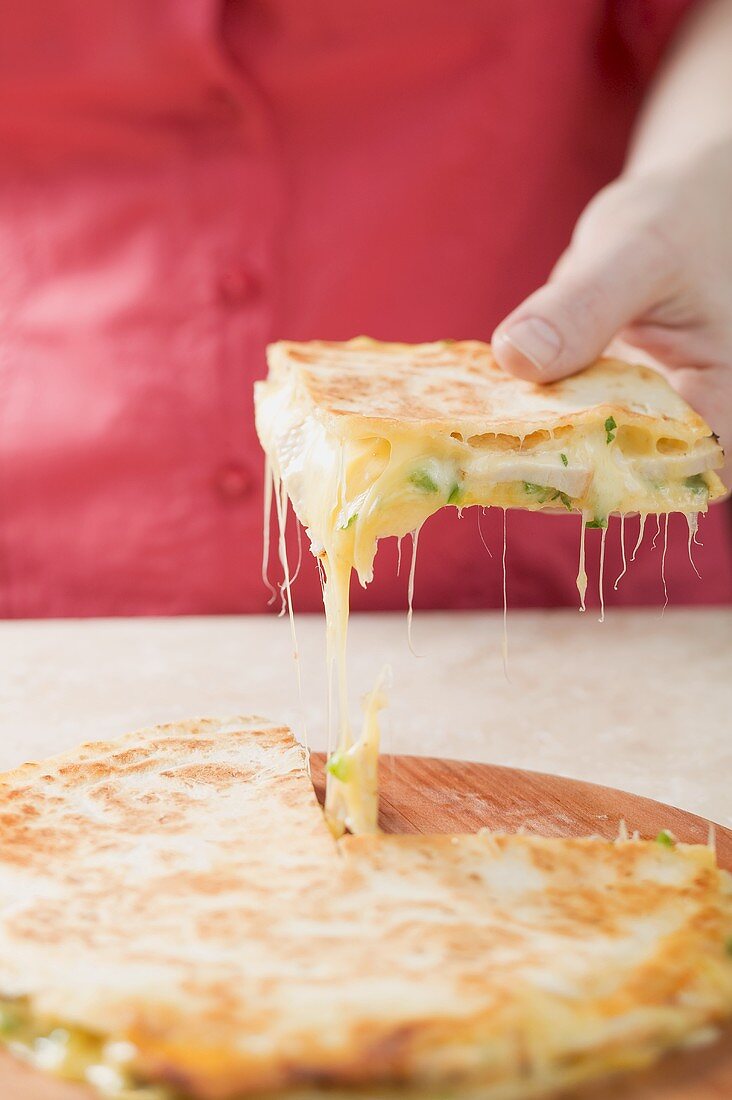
[0,608,729,825]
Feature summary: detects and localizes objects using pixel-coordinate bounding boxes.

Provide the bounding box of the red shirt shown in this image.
[1,0,729,618]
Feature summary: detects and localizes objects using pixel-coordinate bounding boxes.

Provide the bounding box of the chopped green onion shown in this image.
[0,1006,21,1035]
[585,517,608,529]
[338,513,358,530]
[604,416,617,444]
[685,474,708,495]
[525,483,572,510]
[560,453,568,467]
[326,751,351,783]
[523,482,548,502]
[655,829,675,848]
[447,483,462,505]
[409,469,439,493]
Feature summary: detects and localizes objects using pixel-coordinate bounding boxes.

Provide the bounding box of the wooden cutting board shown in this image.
[1,757,730,1100]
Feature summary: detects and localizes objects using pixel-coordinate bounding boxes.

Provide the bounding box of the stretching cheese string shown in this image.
[614,513,628,591]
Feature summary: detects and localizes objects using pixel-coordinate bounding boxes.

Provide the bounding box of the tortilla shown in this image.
[0,718,731,1099]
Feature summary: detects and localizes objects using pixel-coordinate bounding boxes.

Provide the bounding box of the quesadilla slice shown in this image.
[254,338,726,832]
[255,338,725,589]
[0,718,731,1100]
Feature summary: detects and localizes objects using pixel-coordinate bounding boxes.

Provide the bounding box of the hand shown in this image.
[492,140,732,483]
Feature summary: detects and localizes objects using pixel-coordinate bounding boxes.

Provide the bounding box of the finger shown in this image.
[492,232,676,383]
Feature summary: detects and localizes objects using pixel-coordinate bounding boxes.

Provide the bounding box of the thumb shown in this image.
[492,232,674,383]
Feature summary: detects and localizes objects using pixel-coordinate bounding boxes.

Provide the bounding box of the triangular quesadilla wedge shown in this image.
[254,338,726,833]
[0,718,731,1099]
[255,338,725,590]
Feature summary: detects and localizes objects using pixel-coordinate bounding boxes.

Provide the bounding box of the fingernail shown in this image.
[497,318,562,373]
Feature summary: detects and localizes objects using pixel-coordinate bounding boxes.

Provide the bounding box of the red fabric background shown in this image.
[1,0,728,618]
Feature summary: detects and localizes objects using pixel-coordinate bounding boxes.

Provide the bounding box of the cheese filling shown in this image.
[0,999,168,1098]
[270,400,721,582]
[324,669,387,837]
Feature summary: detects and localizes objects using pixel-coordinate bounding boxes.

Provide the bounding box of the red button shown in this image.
[217,267,259,306]
[215,462,253,500]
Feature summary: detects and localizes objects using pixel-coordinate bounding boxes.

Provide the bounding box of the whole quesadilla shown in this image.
[0,718,730,1099]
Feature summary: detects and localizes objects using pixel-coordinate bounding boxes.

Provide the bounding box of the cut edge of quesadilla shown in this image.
[0,721,731,1099]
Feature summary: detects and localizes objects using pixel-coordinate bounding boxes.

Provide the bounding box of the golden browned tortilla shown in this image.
[0,718,730,1099]
[267,338,716,436]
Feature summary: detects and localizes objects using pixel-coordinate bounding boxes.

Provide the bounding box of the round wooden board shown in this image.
[1,757,730,1100]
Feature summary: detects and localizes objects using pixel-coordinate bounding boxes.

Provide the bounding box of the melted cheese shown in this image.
[501,508,509,675]
[614,514,628,590]
[687,513,702,579]
[576,515,588,612]
[324,671,387,837]
[632,513,648,561]
[406,528,421,657]
[598,526,608,623]
[661,514,670,611]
